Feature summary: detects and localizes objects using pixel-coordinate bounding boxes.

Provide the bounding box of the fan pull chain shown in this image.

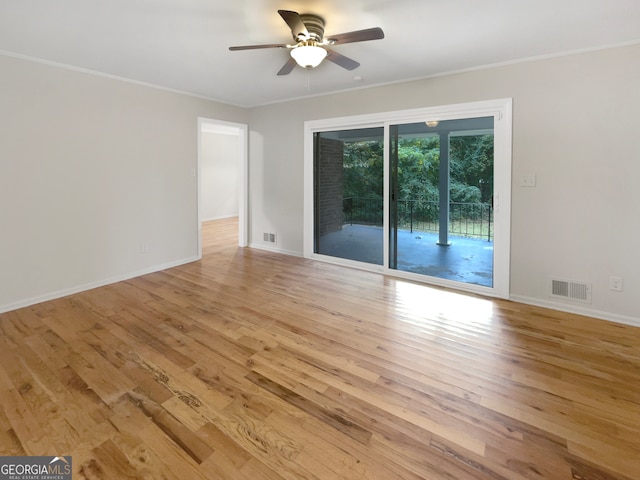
[305,69,311,92]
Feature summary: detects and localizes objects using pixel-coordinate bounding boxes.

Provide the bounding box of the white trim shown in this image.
[383,123,391,269]
[304,99,513,299]
[492,99,513,298]
[0,256,199,315]
[201,123,242,136]
[4,41,640,109]
[249,243,302,258]
[197,117,249,257]
[251,40,640,108]
[0,50,246,108]
[510,294,640,328]
[201,214,239,222]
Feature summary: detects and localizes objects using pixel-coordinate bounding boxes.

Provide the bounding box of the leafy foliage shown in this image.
[342,134,494,204]
[343,140,384,201]
[450,135,494,203]
[396,137,440,206]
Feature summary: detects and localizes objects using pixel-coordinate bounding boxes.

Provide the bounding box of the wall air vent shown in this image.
[263,232,276,243]
[550,278,591,303]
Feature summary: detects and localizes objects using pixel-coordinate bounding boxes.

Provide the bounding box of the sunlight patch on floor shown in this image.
[393,280,495,330]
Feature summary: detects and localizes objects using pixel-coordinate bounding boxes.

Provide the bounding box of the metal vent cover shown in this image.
[550,278,591,303]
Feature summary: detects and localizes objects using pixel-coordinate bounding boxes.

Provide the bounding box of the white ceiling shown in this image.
[1,0,639,107]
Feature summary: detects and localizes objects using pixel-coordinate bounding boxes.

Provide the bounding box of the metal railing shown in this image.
[343,197,383,226]
[343,197,493,241]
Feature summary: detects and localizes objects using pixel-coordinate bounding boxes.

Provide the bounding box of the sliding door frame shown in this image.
[303,99,513,299]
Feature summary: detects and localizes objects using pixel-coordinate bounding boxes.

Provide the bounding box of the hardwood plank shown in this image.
[126,390,215,464]
[0,217,639,479]
[246,371,373,445]
[105,398,213,480]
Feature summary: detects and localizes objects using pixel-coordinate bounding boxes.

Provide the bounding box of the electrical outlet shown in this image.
[140,243,148,254]
[609,276,623,292]
[520,174,536,187]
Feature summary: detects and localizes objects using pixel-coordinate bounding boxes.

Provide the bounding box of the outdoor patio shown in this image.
[317,224,494,287]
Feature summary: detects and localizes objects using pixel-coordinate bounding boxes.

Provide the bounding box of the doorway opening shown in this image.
[197,118,248,258]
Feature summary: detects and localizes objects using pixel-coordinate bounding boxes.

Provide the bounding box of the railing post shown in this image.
[410,201,413,233]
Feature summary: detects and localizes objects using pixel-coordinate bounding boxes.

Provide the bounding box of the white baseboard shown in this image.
[0,256,200,315]
[248,246,639,328]
[248,242,302,258]
[201,214,238,222]
[3,251,637,331]
[509,294,640,328]
[246,246,638,328]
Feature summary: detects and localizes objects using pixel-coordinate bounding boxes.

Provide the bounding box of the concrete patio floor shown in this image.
[317,224,494,287]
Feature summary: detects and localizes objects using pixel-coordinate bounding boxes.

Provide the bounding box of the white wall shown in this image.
[0,54,248,312]
[248,44,640,325]
[200,130,240,221]
[2,45,638,325]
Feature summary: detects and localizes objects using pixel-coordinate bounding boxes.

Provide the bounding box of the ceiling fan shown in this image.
[229,10,384,75]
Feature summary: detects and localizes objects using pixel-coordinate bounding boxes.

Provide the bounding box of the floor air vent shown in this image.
[550,278,591,303]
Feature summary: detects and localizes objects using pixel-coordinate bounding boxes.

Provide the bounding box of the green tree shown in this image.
[450,135,494,203]
[396,137,439,205]
[343,140,384,200]
[342,133,494,228]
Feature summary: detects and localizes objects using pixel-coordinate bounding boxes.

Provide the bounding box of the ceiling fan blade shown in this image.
[278,10,309,40]
[229,43,288,51]
[325,48,360,71]
[277,57,297,76]
[325,27,384,45]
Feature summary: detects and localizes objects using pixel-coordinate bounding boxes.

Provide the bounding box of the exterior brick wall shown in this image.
[316,137,344,236]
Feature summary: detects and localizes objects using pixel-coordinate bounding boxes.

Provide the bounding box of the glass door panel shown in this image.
[389,118,495,287]
[314,127,384,265]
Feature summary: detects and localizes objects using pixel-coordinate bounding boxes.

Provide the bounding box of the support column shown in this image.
[437,132,451,246]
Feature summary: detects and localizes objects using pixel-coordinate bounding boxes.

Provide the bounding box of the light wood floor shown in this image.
[1,217,639,479]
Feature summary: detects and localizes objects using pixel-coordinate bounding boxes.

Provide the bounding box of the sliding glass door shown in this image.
[389,118,495,287]
[313,127,384,265]
[304,99,511,298]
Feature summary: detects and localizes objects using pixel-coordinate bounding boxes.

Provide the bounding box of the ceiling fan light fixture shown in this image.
[229,10,384,76]
[290,42,327,68]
